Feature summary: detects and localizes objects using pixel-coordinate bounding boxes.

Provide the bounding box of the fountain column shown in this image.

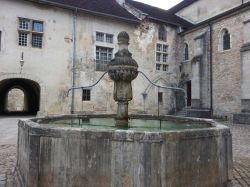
[108,31,138,126]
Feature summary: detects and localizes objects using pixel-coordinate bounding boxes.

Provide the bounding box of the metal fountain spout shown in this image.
[108,31,138,127]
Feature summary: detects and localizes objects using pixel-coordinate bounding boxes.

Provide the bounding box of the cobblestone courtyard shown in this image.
[0,117,249,187]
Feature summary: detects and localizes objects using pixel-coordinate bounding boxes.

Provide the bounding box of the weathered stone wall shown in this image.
[177,26,211,111]
[178,8,250,119]
[0,0,179,116]
[16,117,233,187]
[70,15,178,115]
[211,10,250,119]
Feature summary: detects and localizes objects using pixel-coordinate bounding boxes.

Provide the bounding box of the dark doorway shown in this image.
[187,80,191,106]
[0,78,40,115]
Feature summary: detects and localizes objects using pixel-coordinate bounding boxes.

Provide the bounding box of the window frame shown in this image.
[158,25,167,42]
[82,89,91,101]
[218,28,232,52]
[96,46,113,72]
[184,43,189,61]
[96,32,114,44]
[223,30,231,50]
[18,17,44,48]
[155,43,168,72]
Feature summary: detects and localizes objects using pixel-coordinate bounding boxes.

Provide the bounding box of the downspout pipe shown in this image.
[209,22,213,116]
[71,8,77,114]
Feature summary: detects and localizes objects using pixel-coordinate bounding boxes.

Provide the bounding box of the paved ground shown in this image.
[223,121,250,187]
[0,117,249,187]
[0,116,33,187]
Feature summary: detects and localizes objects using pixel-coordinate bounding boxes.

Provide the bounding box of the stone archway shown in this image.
[0,73,47,116]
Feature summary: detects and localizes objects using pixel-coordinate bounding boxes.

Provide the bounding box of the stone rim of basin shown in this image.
[20,114,231,134]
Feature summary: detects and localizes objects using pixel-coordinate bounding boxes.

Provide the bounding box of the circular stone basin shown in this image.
[15,115,233,187]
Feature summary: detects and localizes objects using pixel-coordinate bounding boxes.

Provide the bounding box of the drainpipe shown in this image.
[71,9,77,114]
[209,23,213,117]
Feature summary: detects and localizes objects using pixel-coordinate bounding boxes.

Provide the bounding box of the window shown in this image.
[156,44,168,71]
[96,32,104,42]
[156,64,161,71]
[32,34,42,48]
[33,21,43,32]
[19,32,28,46]
[163,65,168,72]
[163,54,168,62]
[96,32,114,43]
[218,28,231,51]
[96,46,113,71]
[18,18,44,48]
[184,43,189,61]
[106,34,113,43]
[156,44,168,62]
[158,25,167,41]
[82,89,91,101]
[223,30,230,50]
[158,92,163,104]
[19,18,29,30]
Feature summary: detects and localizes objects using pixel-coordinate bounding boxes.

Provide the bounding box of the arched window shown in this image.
[184,43,189,61]
[158,25,167,41]
[223,30,230,50]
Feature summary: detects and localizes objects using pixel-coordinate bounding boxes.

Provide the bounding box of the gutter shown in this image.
[38,0,140,24]
[209,23,213,116]
[70,9,77,114]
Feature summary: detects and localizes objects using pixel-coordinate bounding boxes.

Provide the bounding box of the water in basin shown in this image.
[37,117,211,131]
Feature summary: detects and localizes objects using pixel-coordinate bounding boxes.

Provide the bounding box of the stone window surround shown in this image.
[218,28,232,52]
[17,17,44,48]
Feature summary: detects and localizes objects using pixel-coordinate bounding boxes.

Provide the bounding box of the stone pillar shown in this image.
[191,56,201,108]
[233,19,250,123]
[187,33,211,118]
[241,49,250,112]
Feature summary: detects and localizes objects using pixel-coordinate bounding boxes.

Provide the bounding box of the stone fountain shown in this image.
[14,32,233,187]
[108,31,138,126]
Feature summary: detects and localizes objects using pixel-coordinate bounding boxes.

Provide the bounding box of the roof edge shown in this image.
[35,0,140,24]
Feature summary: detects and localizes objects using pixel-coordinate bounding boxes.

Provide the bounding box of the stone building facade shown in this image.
[0,0,250,122]
[0,0,190,116]
[173,0,250,122]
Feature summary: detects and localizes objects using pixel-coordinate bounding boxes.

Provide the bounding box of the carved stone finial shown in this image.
[108,31,138,127]
[117,31,130,45]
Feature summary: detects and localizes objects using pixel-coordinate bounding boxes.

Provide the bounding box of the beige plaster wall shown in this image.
[0,0,179,116]
[0,0,73,115]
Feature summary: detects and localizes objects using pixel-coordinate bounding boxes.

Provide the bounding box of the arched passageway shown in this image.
[0,78,40,115]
